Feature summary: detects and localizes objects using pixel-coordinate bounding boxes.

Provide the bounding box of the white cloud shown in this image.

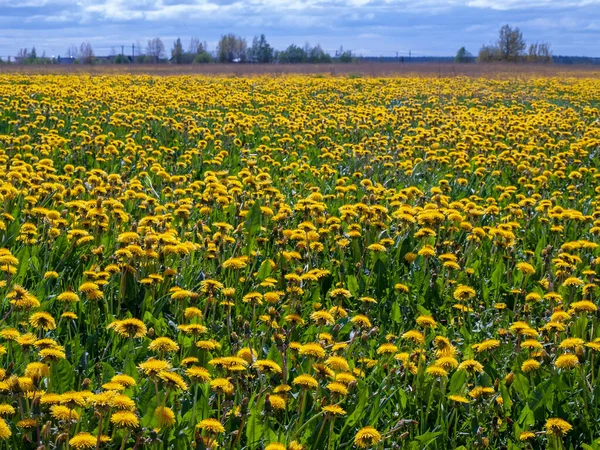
[0,0,598,57]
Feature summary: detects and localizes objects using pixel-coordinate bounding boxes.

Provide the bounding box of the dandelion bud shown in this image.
[41,421,52,439]
[56,433,68,444]
[241,397,249,414]
[576,345,585,362]
[81,378,91,389]
[504,372,514,387]
[274,334,284,346]
[264,394,272,413]
[230,332,238,342]
[147,327,155,338]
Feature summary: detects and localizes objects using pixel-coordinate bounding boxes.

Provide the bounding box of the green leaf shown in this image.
[257,259,272,280]
[500,383,513,414]
[528,379,554,413]
[245,396,264,449]
[491,259,504,291]
[410,431,443,449]
[512,373,530,399]
[397,388,407,409]
[244,200,262,256]
[518,405,534,427]
[343,380,368,430]
[449,368,467,393]
[51,359,74,393]
[391,301,401,323]
[16,247,30,281]
[347,275,359,296]
[244,200,262,235]
[416,305,432,316]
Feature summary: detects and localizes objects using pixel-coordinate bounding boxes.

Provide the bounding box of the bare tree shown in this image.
[528,42,552,63]
[66,45,79,59]
[189,37,202,54]
[79,42,94,64]
[146,38,165,63]
[16,48,29,63]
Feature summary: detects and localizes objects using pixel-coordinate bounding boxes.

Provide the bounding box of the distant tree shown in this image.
[171,38,184,64]
[308,44,331,63]
[189,37,202,54]
[30,47,37,60]
[193,52,213,64]
[217,34,247,63]
[16,48,29,63]
[277,44,307,63]
[528,42,552,63]
[146,38,165,63]
[79,42,94,64]
[114,54,130,64]
[478,25,545,63]
[338,49,353,63]
[66,45,79,59]
[455,47,474,63]
[478,44,500,62]
[497,24,526,62]
[248,34,273,63]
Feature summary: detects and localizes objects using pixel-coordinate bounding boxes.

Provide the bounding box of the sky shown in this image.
[0,0,599,59]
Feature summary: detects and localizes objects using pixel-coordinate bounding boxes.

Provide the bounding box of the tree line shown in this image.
[455,25,553,64]
[5,27,577,66]
[9,34,355,65]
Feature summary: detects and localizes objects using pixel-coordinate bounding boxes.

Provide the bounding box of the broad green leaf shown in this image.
[410,431,443,449]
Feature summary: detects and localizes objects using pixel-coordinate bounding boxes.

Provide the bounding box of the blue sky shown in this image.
[1,0,599,58]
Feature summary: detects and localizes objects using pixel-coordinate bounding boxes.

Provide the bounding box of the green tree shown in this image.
[497,24,526,62]
[338,50,353,63]
[308,44,331,63]
[248,34,273,63]
[478,44,499,62]
[193,51,213,64]
[276,44,307,63]
[171,38,184,64]
[217,34,247,63]
[455,47,474,63]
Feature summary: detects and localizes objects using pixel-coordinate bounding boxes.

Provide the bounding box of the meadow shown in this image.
[0,73,599,449]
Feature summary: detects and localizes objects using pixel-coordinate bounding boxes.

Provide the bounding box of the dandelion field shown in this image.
[0,73,600,449]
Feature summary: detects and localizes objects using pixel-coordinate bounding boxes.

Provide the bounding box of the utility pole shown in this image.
[132,43,135,61]
[121,45,124,56]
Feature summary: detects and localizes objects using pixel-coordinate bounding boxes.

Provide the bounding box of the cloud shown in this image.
[0,0,598,57]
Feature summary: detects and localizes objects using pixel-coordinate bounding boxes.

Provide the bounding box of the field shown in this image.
[0,72,599,449]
